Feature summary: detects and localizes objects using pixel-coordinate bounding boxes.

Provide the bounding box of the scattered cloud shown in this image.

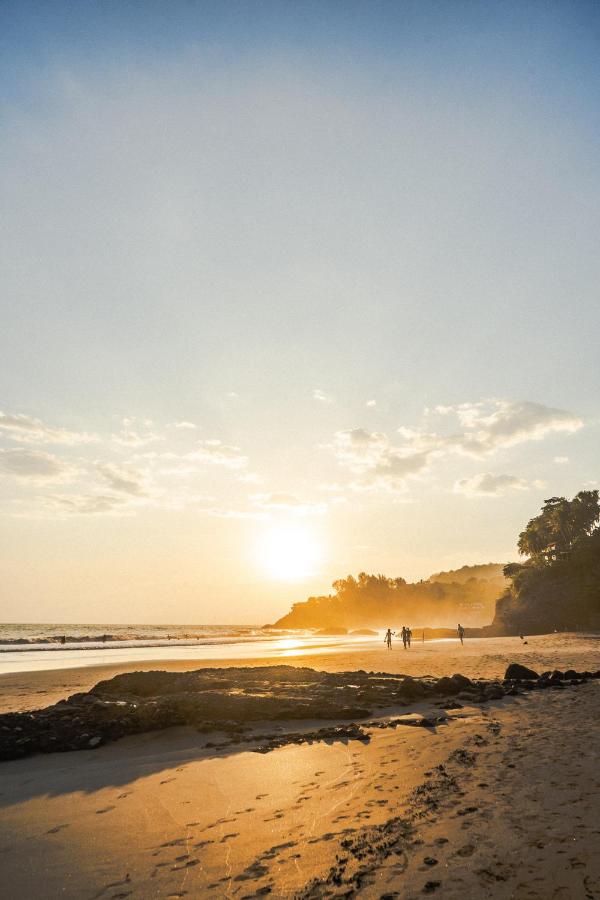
[168,421,196,430]
[453,473,531,497]
[328,399,582,495]
[0,448,75,482]
[313,389,334,404]
[112,418,162,448]
[199,507,267,520]
[237,471,262,484]
[250,492,327,516]
[226,392,239,399]
[554,456,569,464]
[366,400,377,408]
[187,440,248,469]
[96,462,147,496]
[39,493,131,516]
[0,411,96,445]
[425,400,582,457]
[330,428,430,492]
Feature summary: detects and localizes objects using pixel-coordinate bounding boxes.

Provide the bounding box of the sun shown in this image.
[258,524,321,580]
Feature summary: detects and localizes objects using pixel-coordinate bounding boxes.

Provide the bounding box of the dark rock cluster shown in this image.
[0,663,598,762]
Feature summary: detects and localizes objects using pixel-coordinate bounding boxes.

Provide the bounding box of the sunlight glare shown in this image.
[258,525,321,580]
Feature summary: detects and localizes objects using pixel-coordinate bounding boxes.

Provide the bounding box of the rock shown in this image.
[450,673,472,691]
[88,736,102,748]
[504,663,539,681]
[434,677,459,695]
[483,684,505,700]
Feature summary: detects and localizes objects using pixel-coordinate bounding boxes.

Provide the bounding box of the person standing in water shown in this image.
[384,628,394,650]
[457,623,465,645]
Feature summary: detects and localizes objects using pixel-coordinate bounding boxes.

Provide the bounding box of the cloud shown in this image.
[0,411,96,445]
[313,389,334,404]
[187,440,248,469]
[0,448,75,482]
[199,507,267,520]
[330,428,430,492]
[328,399,581,495]
[366,400,377,408]
[112,418,162,448]
[96,462,147,496]
[425,400,582,457]
[39,493,131,516]
[453,473,531,497]
[168,421,196,430]
[250,492,327,516]
[554,456,569,464]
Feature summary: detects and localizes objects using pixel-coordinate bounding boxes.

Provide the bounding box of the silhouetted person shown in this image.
[384,628,394,649]
[406,627,412,648]
[401,626,408,649]
[457,623,465,645]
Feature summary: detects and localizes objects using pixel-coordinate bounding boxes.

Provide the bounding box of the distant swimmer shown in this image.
[457,623,465,645]
[384,628,394,650]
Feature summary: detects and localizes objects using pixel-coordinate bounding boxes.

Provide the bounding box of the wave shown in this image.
[0,627,307,652]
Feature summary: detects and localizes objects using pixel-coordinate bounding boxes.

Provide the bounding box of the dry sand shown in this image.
[0,634,599,898]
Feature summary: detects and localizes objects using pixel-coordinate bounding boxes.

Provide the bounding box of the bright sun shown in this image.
[258,525,321,580]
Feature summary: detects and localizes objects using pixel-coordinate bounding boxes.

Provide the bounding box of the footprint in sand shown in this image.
[96,805,116,815]
[170,858,200,871]
[46,824,69,834]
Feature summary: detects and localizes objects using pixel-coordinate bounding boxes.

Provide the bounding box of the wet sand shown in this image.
[0,634,599,898]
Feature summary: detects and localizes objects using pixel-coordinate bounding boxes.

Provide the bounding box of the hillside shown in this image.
[272,565,508,630]
[429,563,506,585]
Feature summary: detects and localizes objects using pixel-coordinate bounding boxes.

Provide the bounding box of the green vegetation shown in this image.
[491,490,600,634]
[273,566,506,630]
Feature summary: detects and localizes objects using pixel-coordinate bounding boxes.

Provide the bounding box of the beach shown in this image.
[0,634,599,898]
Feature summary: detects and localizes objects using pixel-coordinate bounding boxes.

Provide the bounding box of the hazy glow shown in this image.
[0,2,599,623]
[258,525,321,580]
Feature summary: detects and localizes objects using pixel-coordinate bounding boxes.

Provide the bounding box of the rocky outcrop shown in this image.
[1,664,598,762]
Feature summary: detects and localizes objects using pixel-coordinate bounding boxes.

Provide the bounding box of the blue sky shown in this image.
[1,1,599,622]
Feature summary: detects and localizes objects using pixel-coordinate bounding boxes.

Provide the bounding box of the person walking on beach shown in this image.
[401,626,408,649]
[406,627,412,648]
[457,623,465,645]
[384,628,394,650]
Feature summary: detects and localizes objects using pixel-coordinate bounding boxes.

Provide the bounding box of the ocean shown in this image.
[0,623,372,675]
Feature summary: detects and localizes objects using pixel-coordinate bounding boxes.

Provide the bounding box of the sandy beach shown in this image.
[1,631,598,713]
[0,634,598,898]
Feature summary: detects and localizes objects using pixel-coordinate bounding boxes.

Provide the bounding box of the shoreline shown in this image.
[1,631,598,714]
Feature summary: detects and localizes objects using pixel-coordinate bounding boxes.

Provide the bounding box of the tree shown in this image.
[517,490,600,560]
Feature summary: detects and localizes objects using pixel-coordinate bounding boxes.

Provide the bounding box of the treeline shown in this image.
[273,566,506,630]
[490,490,600,635]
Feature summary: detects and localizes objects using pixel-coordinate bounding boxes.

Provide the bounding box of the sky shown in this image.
[1,1,599,624]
